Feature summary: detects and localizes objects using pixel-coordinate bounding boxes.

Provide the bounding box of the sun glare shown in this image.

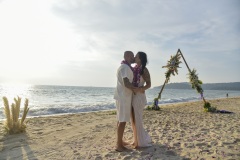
[0,83,32,101]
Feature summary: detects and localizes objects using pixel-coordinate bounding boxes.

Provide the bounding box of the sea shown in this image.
[0,84,240,119]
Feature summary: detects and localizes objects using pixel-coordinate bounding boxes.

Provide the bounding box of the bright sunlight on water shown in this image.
[0,83,32,102]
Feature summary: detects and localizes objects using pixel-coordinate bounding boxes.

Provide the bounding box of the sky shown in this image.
[0,0,239,87]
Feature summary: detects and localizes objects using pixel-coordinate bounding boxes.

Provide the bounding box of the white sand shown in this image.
[0,97,240,159]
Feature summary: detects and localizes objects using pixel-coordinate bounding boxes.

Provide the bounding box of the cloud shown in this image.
[0,0,239,86]
[52,0,240,52]
[50,0,240,85]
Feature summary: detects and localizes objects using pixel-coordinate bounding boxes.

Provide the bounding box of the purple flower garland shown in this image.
[121,61,141,87]
[133,65,142,87]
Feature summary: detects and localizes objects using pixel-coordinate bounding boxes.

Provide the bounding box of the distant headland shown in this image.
[153,82,240,90]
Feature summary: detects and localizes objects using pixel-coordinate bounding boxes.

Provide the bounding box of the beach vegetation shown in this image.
[146,105,152,110]
[2,96,30,134]
[109,110,117,115]
[147,98,160,110]
[204,101,217,112]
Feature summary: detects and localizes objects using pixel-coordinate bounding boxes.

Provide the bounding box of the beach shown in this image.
[0,97,239,160]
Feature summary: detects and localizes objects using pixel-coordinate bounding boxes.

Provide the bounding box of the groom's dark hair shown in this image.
[138,51,148,75]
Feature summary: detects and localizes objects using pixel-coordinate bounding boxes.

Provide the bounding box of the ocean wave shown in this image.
[0,103,116,119]
[146,96,200,105]
[0,97,200,119]
[1,86,240,119]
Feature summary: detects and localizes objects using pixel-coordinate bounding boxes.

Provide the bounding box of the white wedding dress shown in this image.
[132,76,152,147]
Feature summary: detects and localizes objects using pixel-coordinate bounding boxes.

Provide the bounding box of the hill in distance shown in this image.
[153,82,240,90]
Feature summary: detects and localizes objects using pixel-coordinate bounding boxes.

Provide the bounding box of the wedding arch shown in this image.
[150,49,216,112]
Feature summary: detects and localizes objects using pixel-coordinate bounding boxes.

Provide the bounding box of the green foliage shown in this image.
[146,105,152,110]
[162,53,182,83]
[203,102,217,112]
[147,98,160,110]
[155,50,219,113]
[109,110,117,115]
[153,52,182,111]
[187,69,203,94]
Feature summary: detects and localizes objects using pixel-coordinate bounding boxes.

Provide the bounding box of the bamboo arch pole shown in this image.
[177,49,206,103]
[153,51,181,110]
[153,49,207,110]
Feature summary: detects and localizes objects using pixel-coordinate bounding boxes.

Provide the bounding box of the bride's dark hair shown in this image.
[138,51,148,75]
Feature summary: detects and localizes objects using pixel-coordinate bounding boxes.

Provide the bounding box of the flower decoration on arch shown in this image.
[162,53,182,83]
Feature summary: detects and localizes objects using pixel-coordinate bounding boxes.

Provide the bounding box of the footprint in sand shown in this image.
[234,138,240,143]
[34,128,42,131]
[185,143,194,148]
[120,155,133,160]
[222,141,235,145]
[165,150,177,156]
[104,153,114,158]
[82,136,88,139]
[195,142,207,147]
[173,142,181,148]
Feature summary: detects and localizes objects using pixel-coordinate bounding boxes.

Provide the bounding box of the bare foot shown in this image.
[115,145,127,152]
[132,145,138,149]
[131,142,136,145]
[131,142,138,149]
[122,140,130,146]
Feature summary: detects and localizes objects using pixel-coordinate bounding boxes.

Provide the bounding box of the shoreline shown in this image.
[1,96,239,121]
[0,97,239,159]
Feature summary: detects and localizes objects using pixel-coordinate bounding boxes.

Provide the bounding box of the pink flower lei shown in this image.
[121,60,133,71]
[133,65,142,87]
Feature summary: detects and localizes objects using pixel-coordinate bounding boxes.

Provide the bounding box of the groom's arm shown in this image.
[123,77,136,90]
[123,77,142,94]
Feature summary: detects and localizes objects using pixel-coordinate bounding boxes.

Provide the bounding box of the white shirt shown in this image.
[114,64,133,101]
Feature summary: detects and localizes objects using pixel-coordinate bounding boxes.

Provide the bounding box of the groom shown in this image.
[114,51,140,152]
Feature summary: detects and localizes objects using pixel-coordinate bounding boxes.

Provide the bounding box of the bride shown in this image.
[131,51,152,148]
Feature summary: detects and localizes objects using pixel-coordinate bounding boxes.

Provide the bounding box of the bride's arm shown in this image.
[141,68,151,91]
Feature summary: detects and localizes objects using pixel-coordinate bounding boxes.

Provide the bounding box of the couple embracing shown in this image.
[114,51,152,152]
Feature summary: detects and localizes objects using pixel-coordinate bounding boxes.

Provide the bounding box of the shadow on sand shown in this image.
[0,132,37,160]
[104,142,190,160]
